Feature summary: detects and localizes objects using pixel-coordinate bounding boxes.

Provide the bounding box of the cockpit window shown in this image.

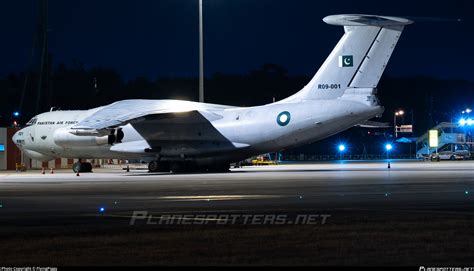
[26,118,38,126]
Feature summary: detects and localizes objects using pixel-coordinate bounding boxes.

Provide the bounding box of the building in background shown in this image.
[0,127,21,170]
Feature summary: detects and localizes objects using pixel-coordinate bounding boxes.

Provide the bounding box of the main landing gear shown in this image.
[148,160,171,173]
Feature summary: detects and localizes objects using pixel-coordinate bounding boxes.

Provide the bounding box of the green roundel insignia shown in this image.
[277,111,291,126]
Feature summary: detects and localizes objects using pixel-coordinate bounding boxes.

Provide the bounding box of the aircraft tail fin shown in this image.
[283,14,413,102]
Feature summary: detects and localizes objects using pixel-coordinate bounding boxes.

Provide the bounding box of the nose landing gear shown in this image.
[72,160,93,173]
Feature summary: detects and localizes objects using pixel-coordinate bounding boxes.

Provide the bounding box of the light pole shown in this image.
[385,143,393,168]
[198,0,204,103]
[394,110,404,138]
[460,108,473,143]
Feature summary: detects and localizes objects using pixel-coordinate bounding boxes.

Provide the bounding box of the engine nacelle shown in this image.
[108,128,124,145]
[54,129,109,147]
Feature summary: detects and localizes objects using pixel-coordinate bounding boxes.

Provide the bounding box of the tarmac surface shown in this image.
[0,160,473,265]
[1,160,473,220]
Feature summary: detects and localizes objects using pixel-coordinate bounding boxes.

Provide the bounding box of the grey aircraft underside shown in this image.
[12,14,413,173]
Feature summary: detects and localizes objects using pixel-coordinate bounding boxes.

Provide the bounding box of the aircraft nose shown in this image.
[12,131,18,144]
[12,130,23,147]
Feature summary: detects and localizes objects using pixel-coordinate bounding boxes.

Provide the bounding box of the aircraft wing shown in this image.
[72,99,229,131]
[356,120,391,128]
[71,100,248,154]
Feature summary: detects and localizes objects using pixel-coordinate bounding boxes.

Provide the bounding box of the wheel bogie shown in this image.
[148,161,171,173]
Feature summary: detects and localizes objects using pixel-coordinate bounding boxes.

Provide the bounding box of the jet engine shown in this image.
[107,128,124,145]
[53,129,109,147]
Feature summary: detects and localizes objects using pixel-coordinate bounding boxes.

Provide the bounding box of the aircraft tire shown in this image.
[148,161,171,172]
[73,162,93,173]
[73,162,81,173]
[148,161,160,172]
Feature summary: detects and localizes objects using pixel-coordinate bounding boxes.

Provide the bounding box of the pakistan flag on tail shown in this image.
[339,55,353,67]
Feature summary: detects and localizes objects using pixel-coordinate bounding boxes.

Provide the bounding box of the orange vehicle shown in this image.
[251,155,278,166]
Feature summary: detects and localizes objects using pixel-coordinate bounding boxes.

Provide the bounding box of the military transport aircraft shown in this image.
[12,14,413,173]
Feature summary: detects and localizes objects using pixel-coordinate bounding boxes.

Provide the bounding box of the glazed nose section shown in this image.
[12,130,23,148]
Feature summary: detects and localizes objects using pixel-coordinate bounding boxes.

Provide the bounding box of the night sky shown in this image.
[1,0,473,80]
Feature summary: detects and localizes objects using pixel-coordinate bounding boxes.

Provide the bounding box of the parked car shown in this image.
[431,150,471,161]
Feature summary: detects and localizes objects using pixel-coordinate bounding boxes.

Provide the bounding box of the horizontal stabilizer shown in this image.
[323,14,413,27]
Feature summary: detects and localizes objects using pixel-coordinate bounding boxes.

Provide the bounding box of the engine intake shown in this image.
[108,128,124,145]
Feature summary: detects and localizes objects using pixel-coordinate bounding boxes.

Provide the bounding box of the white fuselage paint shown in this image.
[12,98,383,164]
